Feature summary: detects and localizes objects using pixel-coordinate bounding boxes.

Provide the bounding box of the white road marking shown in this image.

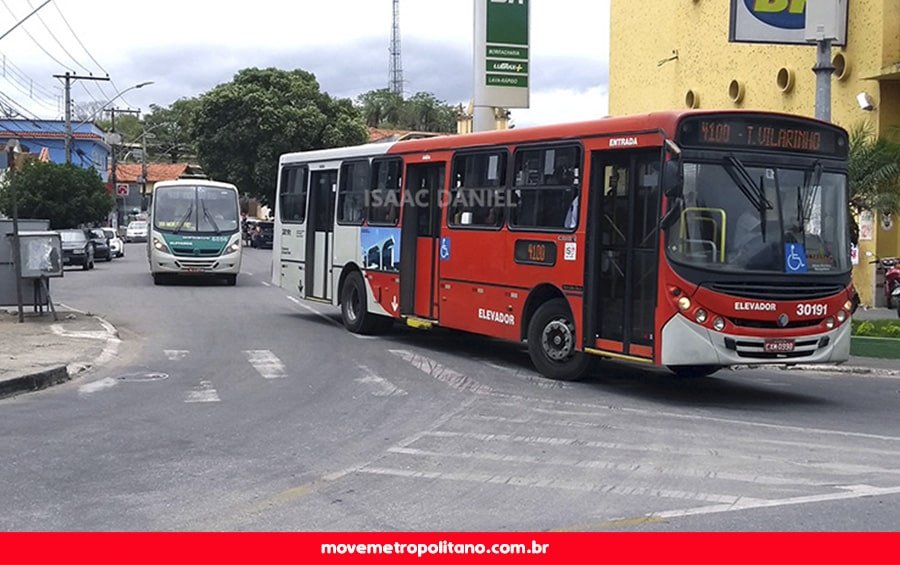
[184,381,221,403]
[387,446,829,487]
[286,296,374,339]
[355,364,406,397]
[245,272,254,277]
[53,307,121,373]
[164,350,190,361]
[245,350,287,379]
[650,484,900,521]
[390,349,492,395]
[262,281,272,287]
[357,466,752,505]
[78,377,118,395]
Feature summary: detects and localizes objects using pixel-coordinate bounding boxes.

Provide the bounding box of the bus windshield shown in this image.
[666,159,849,274]
[154,186,239,234]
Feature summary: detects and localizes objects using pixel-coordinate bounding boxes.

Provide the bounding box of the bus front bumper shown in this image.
[660,315,851,367]
[151,250,241,275]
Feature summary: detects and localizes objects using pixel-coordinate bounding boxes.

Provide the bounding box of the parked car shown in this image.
[101,227,125,258]
[250,221,274,249]
[59,229,95,270]
[86,228,112,262]
[125,220,148,243]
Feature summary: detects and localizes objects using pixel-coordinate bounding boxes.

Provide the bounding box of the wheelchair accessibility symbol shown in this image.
[440,237,451,261]
[784,243,808,273]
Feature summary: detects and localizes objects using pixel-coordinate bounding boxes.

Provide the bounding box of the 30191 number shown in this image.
[796,303,827,317]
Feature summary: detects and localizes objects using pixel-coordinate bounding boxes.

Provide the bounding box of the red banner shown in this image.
[0,533,898,565]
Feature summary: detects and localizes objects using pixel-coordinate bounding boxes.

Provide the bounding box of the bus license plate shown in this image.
[764,339,795,353]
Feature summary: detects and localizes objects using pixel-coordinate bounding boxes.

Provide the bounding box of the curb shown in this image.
[0,365,70,399]
[778,364,900,378]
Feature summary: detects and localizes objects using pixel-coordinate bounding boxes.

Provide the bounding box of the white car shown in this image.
[102,228,125,258]
[125,221,148,243]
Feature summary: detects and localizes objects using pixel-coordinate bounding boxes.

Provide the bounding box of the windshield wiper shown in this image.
[200,200,221,234]
[724,156,772,213]
[174,204,193,233]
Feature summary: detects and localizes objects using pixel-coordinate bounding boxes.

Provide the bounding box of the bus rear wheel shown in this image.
[341,271,392,335]
[668,365,721,378]
[527,298,591,381]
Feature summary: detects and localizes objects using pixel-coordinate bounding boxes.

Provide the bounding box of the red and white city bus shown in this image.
[274,111,853,381]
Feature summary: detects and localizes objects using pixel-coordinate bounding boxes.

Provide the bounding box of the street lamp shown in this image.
[65,81,154,164]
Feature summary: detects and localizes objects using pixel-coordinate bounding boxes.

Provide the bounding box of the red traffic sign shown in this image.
[116,184,129,196]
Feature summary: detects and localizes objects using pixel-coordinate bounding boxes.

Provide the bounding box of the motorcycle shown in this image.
[872,258,900,311]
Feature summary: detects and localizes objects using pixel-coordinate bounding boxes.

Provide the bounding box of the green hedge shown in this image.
[852,320,900,338]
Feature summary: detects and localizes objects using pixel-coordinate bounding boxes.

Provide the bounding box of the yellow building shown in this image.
[609,0,900,307]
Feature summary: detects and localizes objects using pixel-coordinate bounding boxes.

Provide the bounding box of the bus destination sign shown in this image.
[678,116,848,158]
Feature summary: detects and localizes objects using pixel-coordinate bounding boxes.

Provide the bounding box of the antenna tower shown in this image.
[389,0,404,96]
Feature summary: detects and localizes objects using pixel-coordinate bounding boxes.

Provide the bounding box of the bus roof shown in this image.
[279,142,392,166]
[153,179,238,191]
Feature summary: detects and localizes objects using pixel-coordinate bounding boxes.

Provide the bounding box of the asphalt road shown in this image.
[2,242,899,531]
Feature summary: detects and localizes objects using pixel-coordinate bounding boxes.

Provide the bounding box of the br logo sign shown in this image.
[744,0,806,29]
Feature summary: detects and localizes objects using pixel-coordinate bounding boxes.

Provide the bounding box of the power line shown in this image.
[0,0,72,72]
[24,0,94,75]
[1,53,59,99]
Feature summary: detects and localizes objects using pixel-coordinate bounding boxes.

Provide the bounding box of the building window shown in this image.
[449,150,507,229]
[510,145,582,231]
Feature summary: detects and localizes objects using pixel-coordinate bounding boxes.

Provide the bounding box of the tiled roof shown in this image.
[112,163,198,183]
[368,127,410,143]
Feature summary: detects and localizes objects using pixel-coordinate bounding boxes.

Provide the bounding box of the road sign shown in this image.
[116,184,129,196]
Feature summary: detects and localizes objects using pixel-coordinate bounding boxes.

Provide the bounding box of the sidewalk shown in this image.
[0,307,120,399]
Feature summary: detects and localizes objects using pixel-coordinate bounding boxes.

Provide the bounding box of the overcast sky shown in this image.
[0,0,610,128]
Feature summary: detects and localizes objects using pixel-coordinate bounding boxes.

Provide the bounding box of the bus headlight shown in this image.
[153,237,170,254]
[677,297,691,311]
[825,317,835,330]
[836,310,847,323]
[843,300,853,312]
[713,317,726,332]
[227,241,241,253]
[695,309,708,324]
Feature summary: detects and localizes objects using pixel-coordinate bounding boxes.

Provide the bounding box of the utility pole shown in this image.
[812,38,835,122]
[107,107,140,228]
[6,140,24,323]
[53,72,110,164]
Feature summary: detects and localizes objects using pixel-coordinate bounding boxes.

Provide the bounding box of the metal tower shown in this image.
[389,0,404,96]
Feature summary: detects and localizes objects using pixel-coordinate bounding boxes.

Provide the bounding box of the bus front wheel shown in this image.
[527,298,591,381]
[341,271,392,335]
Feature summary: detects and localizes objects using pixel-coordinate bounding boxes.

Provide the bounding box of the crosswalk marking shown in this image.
[390,349,492,395]
[355,364,406,397]
[244,350,287,379]
[164,350,190,361]
[78,377,118,395]
[184,381,220,403]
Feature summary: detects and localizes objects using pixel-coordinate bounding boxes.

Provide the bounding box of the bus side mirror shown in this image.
[663,159,683,199]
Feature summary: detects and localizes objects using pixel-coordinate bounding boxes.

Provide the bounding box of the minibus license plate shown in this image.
[764,339,795,353]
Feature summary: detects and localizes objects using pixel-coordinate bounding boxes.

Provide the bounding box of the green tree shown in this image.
[847,123,900,243]
[356,89,457,133]
[193,67,368,204]
[0,162,114,229]
[144,98,201,163]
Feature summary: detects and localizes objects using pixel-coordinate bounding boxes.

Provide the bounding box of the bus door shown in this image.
[585,149,661,360]
[305,169,337,301]
[399,162,445,320]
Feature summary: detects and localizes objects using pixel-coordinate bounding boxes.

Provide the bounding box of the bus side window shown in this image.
[338,160,369,225]
[279,166,308,223]
[449,150,507,229]
[368,159,402,226]
[510,145,582,231]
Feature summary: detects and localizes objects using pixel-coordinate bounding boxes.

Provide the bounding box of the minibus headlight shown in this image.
[227,241,241,253]
[153,237,170,253]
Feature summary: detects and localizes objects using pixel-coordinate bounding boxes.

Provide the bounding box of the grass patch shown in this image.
[851,319,900,338]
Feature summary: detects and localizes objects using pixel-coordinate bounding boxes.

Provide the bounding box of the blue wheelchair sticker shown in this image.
[784,243,808,273]
[440,237,451,261]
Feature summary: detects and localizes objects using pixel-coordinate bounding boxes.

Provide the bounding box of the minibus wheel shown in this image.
[527,298,591,381]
